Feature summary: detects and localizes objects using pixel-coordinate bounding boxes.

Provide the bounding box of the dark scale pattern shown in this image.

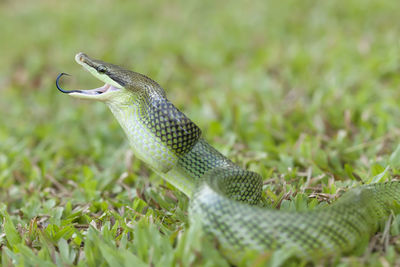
[178,138,235,178]
[329,211,363,236]
[138,90,201,156]
[208,168,263,205]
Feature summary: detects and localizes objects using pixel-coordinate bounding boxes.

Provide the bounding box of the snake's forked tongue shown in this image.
[56,73,83,94]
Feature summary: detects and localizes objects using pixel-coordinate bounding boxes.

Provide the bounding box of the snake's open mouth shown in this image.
[56,52,124,101]
[67,82,119,95]
[82,83,117,95]
[76,83,121,95]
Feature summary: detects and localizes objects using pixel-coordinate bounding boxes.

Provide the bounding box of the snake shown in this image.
[57,53,400,263]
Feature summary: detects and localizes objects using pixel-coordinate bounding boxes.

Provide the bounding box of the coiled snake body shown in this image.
[57,53,400,263]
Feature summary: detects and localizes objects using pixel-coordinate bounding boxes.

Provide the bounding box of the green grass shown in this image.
[1,0,400,266]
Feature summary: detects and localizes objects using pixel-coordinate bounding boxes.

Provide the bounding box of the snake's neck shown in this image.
[105,92,234,197]
[106,100,194,195]
[106,100,179,172]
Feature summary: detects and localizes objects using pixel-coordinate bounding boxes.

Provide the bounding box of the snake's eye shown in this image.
[98,65,107,74]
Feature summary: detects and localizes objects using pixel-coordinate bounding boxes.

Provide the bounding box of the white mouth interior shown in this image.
[79,83,120,95]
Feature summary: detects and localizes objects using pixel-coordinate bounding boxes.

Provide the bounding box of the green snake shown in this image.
[57,53,400,263]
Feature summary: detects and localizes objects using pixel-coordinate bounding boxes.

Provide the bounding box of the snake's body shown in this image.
[58,53,400,262]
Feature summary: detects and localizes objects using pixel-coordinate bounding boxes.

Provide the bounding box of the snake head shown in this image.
[57,52,165,103]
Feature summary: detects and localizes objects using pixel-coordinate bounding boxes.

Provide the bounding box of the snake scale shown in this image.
[57,53,400,263]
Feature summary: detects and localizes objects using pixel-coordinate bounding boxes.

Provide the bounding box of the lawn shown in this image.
[1,0,400,266]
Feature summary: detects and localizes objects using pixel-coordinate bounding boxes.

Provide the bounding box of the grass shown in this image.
[1,0,400,266]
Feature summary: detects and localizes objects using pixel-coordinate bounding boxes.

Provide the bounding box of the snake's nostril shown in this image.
[75,52,87,63]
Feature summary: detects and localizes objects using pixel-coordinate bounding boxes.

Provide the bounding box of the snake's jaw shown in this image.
[57,52,126,101]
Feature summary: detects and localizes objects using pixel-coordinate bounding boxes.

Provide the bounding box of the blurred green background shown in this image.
[1,0,400,265]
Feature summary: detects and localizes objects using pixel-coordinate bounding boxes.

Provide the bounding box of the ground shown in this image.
[1,0,400,266]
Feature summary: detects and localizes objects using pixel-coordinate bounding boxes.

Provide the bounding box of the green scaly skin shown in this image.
[58,53,400,262]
